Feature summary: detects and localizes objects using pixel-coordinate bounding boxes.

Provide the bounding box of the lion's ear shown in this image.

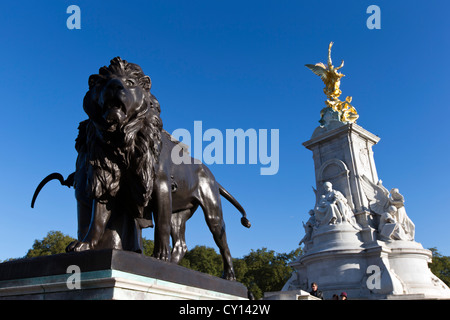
[140,76,151,91]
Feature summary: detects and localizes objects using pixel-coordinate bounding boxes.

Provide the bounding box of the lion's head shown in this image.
[83,57,160,138]
[77,57,163,214]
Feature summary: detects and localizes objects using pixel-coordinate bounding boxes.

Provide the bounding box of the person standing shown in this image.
[309,282,324,300]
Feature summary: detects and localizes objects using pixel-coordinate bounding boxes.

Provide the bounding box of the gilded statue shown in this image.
[306,42,359,124]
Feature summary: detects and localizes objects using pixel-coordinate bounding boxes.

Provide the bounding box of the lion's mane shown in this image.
[76,57,162,217]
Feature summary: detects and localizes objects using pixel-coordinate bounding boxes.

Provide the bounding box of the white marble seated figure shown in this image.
[361,175,415,241]
[314,182,360,229]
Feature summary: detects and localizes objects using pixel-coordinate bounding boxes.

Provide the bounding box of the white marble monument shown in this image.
[281,43,450,300]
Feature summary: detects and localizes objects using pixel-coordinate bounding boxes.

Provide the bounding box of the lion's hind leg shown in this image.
[170,208,193,264]
[199,188,236,280]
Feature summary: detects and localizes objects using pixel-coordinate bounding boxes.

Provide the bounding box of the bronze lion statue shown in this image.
[33,57,250,280]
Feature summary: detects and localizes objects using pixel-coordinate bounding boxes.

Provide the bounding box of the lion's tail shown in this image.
[218,184,251,228]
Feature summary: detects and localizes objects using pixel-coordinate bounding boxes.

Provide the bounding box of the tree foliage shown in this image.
[238,247,302,299]
[142,237,155,257]
[179,245,224,278]
[429,247,450,286]
[25,231,76,258]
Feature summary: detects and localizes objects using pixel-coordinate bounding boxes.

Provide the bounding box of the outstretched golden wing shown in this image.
[305,63,328,81]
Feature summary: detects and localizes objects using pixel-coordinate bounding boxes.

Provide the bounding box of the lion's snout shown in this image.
[99,79,129,125]
[103,107,126,125]
[101,95,127,125]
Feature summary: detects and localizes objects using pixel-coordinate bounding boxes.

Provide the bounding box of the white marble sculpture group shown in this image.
[360,176,415,241]
[300,179,415,247]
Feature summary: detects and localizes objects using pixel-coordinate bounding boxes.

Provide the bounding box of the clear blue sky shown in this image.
[1,1,449,261]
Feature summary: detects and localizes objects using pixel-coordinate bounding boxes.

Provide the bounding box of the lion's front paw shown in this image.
[66,240,92,252]
[153,245,171,261]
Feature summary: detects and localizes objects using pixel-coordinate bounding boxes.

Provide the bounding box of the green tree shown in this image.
[238,247,302,299]
[25,231,76,258]
[179,245,223,277]
[428,247,450,286]
[142,237,155,257]
[233,257,249,283]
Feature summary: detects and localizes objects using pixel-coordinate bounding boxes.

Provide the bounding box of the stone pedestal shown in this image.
[282,121,450,300]
[0,250,248,300]
[303,122,380,214]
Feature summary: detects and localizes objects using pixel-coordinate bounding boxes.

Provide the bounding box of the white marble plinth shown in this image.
[303,223,364,253]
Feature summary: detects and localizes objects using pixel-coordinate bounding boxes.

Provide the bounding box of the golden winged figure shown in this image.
[305,42,345,100]
[306,42,358,124]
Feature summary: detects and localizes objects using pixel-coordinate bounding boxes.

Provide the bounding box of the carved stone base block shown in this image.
[0,250,248,300]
